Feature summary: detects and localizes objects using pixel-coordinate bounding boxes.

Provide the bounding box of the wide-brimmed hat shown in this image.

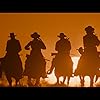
[57,33,66,38]
[31,32,40,38]
[8,32,16,37]
[85,26,94,32]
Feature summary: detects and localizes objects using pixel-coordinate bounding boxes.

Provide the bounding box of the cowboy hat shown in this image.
[8,32,16,37]
[85,26,94,32]
[57,33,66,38]
[31,32,40,38]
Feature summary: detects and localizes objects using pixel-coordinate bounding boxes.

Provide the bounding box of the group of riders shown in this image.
[0,25,100,87]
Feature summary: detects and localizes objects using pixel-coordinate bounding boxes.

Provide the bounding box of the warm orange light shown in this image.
[0,13,100,87]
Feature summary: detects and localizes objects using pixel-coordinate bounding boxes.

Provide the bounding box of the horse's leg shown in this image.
[15,78,21,86]
[6,75,12,87]
[90,75,94,87]
[62,76,66,84]
[80,75,84,87]
[35,77,40,86]
[27,76,33,86]
[56,76,59,85]
[95,75,98,83]
[67,76,70,86]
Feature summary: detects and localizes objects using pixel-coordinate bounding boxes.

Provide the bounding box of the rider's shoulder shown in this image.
[83,35,89,39]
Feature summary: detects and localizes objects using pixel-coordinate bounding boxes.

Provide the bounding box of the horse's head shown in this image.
[76,47,84,55]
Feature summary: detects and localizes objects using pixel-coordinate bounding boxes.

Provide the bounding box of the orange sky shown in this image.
[0,13,100,64]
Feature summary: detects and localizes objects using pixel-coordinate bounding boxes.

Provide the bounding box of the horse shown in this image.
[23,54,48,87]
[0,55,23,87]
[74,47,100,87]
[47,52,73,86]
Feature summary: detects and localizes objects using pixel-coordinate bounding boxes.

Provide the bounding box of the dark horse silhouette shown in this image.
[1,33,23,86]
[74,26,100,87]
[74,47,100,87]
[0,58,3,79]
[23,32,47,86]
[47,33,73,86]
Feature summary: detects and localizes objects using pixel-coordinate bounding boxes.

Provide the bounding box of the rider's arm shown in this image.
[95,36,100,46]
[25,41,31,50]
[17,40,22,52]
[39,38,46,49]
